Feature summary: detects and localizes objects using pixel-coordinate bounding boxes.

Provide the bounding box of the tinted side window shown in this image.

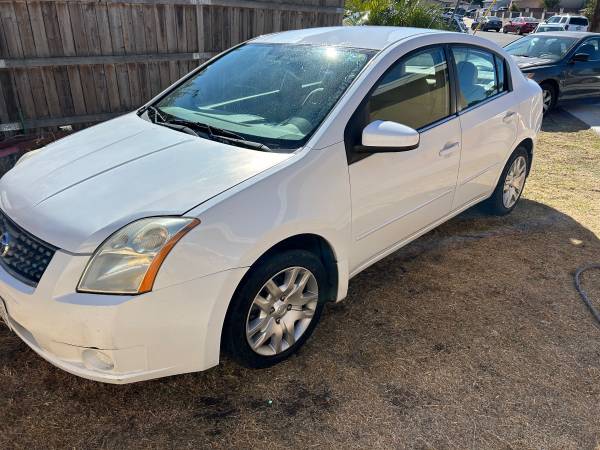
[368,47,451,130]
[577,38,600,61]
[494,55,508,92]
[452,46,502,110]
[570,17,588,26]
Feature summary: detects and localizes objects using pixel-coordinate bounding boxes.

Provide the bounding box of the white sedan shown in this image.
[0,26,542,383]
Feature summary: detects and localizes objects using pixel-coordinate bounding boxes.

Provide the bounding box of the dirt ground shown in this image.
[1,109,600,449]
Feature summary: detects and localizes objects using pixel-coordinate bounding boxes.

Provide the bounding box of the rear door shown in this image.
[450,45,518,209]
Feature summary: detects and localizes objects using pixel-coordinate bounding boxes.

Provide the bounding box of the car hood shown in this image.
[512,55,555,69]
[0,113,291,253]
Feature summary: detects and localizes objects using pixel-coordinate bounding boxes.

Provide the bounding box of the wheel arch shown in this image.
[517,137,534,175]
[238,233,339,305]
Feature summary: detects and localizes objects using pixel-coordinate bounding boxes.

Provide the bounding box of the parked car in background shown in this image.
[534,23,565,33]
[0,27,542,383]
[466,8,479,18]
[471,16,503,32]
[544,15,589,32]
[503,17,540,35]
[505,32,600,114]
[447,16,470,33]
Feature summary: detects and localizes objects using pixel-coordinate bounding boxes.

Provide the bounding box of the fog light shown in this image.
[82,349,114,371]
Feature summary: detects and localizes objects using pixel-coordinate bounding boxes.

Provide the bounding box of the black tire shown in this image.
[482,147,530,216]
[222,249,327,368]
[503,28,508,33]
[540,81,557,115]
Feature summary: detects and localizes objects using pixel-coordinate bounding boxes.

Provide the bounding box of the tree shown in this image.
[543,0,560,10]
[510,2,520,11]
[344,0,449,29]
[585,0,600,31]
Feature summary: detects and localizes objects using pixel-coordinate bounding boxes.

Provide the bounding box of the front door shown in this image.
[562,37,600,100]
[346,46,461,273]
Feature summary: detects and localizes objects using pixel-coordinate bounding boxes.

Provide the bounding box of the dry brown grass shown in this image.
[1,109,600,449]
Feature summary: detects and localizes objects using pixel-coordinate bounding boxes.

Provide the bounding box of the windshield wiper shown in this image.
[163,118,271,152]
[140,107,271,151]
[139,105,166,122]
[140,108,199,137]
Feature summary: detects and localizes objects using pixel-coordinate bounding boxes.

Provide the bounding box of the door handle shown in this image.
[503,111,516,122]
[439,142,459,157]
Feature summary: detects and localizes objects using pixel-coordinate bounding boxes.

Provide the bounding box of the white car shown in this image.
[542,15,590,32]
[0,27,542,383]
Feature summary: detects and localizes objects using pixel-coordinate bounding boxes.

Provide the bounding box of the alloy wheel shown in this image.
[542,88,553,114]
[503,155,527,208]
[246,267,318,356]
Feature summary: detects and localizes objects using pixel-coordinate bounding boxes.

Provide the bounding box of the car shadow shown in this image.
[542,106,591,133]
[1,198,600,448]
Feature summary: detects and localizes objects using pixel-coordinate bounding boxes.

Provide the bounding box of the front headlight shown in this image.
[78,217,200,294]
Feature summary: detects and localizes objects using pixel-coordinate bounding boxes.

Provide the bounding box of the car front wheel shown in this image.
[540,81,557,115]
[222,250,326,368]
[483,147,529,216]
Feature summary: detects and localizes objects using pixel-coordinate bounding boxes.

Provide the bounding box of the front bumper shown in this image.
[0,250,247,383]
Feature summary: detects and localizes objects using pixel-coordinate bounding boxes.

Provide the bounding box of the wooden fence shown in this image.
[0,0,344,135]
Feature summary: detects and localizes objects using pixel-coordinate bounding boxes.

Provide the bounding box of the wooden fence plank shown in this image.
[56,1,87,116]
[68,1,100,114]
[121,3,141,108]
[0,71,10,122]
[40,1,66,117]
[83,2,110,113]
[107,3,132,110]
[132,3,151,102]
[1,2,36,120]
[154,3,171,90]
[96,3,121,112]
[164,3,179,84]
[143,4,161,97]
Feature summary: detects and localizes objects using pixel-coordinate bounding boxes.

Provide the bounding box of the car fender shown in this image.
[153,143,353,301]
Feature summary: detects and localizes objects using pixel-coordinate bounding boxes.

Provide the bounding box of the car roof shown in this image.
[527,31,599,38]
[251,26,444,51]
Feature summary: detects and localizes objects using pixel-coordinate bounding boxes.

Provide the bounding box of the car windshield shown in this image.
[505,35,578,61]
[154,43,375,151]
[547,16,561,23]
[536,25,557,32]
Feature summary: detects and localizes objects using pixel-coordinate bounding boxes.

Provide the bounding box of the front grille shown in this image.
[0,210,57,286]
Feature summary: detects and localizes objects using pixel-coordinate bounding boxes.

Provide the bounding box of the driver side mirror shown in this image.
[571,53,590,63]
[357,120,420,153]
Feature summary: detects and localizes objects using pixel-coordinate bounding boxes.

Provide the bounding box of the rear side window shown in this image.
[570,17,589,26]
[367,47,451,130]
[451,46,506,110]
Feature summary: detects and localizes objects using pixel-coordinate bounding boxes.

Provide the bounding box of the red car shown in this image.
[503,17,540,34]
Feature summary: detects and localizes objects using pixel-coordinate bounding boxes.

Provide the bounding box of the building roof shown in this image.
[251,26,445,50]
